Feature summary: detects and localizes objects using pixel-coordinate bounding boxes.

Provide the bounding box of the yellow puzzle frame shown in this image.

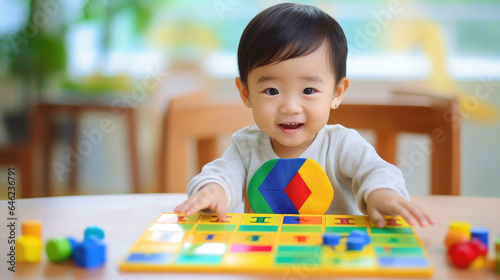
[119,212,433,277]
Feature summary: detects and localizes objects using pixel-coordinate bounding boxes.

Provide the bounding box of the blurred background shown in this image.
[0,0,499,199]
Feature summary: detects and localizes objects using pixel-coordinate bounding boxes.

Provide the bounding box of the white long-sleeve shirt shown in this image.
[187,124,409,215]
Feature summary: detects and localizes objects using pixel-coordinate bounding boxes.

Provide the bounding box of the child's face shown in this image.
[236,42,349,158]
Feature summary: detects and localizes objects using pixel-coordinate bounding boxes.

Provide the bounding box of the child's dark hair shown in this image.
[237,3,347,87]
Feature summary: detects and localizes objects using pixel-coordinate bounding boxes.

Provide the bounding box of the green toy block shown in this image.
[46,237,73,263]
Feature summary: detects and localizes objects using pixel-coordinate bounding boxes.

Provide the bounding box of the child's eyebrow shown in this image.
[256,76,281,84]
[299,75,324,83]
[256,75,324,84]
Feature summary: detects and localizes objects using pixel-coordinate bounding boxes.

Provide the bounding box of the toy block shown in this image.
[84,226,105,240]
[469,256,485,269]
[74,237,106,269]
[469,238,488,257]
[16,236,42,263]
[497,252,500,273]
[346,236,365,251]
[21,220,42,238]
[322,233,341,246]
[349,230,370,245]
[46,237,73,263]
[67,237,78,255]
[444,230,469,249]
[448,242,477,268]
[449,221,471,238]
[470,227,489,249]
[495,234,500,253]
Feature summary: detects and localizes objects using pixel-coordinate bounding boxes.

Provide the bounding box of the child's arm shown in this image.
[366,188,435,228]
[174,183,228,222]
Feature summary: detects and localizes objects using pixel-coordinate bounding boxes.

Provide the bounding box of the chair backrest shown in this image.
[158,92,254,193]
[158,90,460,195]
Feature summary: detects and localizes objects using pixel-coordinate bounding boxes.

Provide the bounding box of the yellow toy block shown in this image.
[21,220,42,238]
[16,236,42,263]
[449,221,471,238]
[469,256,485,269]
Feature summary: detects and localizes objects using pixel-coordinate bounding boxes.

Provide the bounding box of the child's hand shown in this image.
[174,183,227,222]
[366,188,435,228]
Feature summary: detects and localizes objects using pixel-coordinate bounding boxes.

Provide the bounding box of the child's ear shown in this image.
[235,77,252,108]
[331,77,350,109]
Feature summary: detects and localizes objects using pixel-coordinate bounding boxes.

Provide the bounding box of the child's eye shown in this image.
[264,88,279,96]
[303,88,317,95]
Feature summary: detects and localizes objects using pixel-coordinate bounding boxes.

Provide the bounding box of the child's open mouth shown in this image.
[279,122,304,133]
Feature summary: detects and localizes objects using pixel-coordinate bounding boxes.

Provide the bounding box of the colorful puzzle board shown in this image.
[119,213,433,277]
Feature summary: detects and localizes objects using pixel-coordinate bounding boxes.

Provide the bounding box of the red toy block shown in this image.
[448,242,477,268]
[469,238,488,257]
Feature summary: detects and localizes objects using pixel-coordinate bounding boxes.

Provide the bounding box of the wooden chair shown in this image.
[1,102,141,198]
[158,92,254,193]
[159,90,460,195]
[36,103,141,196]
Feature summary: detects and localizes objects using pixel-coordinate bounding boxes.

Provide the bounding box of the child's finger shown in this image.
[367,207,385,228]
[214,201,227,222]
[401,202,428,227]
[390,204,415,226]
[176,195,210,216]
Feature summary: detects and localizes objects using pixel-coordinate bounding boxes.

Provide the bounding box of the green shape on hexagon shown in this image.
[247,159,278,213]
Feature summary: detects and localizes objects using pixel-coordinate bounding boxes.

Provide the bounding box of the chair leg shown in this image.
[68,115,79,195]
[126,108,140,193]
[42,115,56,197]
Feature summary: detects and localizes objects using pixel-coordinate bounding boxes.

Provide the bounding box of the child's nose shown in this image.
[279,95,302,114]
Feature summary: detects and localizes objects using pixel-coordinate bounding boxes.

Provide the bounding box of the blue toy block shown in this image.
[67,237,78,255]
[349,229,371,245]
[347,236,365,251]
[74,237,106,269]
[322,233,341,246]
[84,226,105,240]
[471,227,489,249]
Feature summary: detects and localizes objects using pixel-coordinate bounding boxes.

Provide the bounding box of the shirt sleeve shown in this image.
[186,137,247,212]
[337,129,410,214]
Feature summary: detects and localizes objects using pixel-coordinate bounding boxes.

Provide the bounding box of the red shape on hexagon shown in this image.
[284,173,311,211]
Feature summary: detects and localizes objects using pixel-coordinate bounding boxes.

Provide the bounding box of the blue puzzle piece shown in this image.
[283,216,301,224]
[349,229,370,245]
[323,233,341,246]
[378,257,429,268]
[126,253,172,264]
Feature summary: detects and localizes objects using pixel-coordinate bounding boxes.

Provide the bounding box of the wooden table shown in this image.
[1,194,499,280]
